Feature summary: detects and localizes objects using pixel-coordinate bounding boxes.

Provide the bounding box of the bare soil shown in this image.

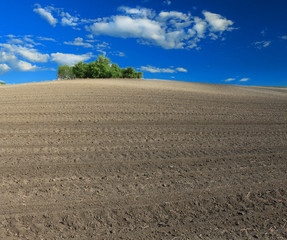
[0,79,286,239]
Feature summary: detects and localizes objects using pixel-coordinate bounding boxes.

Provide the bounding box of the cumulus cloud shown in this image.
[0,38,48,72]
[33,4,58,27]
[252,40,271,49]
[139,65,188,73]
[193,17,207,38]
[118,6,155,18]
[0,64,11,74]
[16,60,38,71]
[224,78,236,82]
[0,51,39,72]
[61,12,79,26]
[281,35,287,40]
[176,67,188,72]
[64,37,93,48]
[33,4,80,28]
[86,7,235,49]
[0,43,49,62]
[203,11,234,32]
[239,78,249,82]
[51,52,93,66]
[33,5,235,50]
[0,51,17,63]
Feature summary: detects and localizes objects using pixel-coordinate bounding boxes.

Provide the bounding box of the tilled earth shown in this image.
[0,79,286,239]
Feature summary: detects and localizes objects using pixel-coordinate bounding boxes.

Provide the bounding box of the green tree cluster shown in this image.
[57,55,143,80]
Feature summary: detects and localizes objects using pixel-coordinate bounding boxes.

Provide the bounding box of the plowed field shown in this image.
[0,79,286,239]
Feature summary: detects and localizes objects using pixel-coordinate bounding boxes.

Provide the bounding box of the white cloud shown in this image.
[164,0,171,6]
[203,11,234,32]
[51,52,93,66]
[158,11,191,22]
[140,66,175,73]
[140,65,188,73]
[37,36,56,42]
[0,64,11,74]
[87,7,235,50]
[224,78,235,82]
[0,51,17,62]
[33,4,80,28]
[64,37,93,48]
[16,60,38,71]
[33,4,58,27]
[0,52,39,72]
[261,29,266,36]
[86,34,94,39]
[239,78,249,82]
[176,67,188,72]
[8,38,24,44]
[281,35,287,40]
[111,51,125,57]
[61,12,79,26]
[118,6,155,18]
[193,17,207,38]
[0,38,47,73]
[0,43,49,62]
[89,16,162,39]
[253,41,271,49]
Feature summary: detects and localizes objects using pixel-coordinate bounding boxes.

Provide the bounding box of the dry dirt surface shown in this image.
[0,79,286,239]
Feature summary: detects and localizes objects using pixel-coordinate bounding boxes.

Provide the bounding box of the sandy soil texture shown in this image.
[0,79,286,239]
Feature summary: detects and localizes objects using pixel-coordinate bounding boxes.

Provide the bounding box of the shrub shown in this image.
[57,65,75,79]
[57,55,143,79]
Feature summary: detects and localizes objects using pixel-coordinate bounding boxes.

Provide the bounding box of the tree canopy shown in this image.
[57,55,143,80]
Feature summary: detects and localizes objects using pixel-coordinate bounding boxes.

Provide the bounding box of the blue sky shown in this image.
[0,0,286,86]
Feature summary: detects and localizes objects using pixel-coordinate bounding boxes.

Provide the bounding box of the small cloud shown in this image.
[8,38,24,44]
[140,65,188,73]
[86,34,94,39]
[61,12,79,26]
[51,52,93,66]
[176,67,188,72]
[164,0,171,6]
[224,78,235,82]
[0,43,49,62]
[33,4,58,27]
[37,36,57,42]
[64,37,93,48]
[16,60,38,71]
[0,43,49,63]
[252,40,271,49]
[239,78,249,82]
[111,51,125,57]
[203,11,234,32]
[280,35,287,40]
[261,29,266,36]
[140,66,175,73]
[0,64,11,74]
[0,80,6,83]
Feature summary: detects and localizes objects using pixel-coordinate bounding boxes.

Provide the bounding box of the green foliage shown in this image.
[110,63,122,78]
[57,65,74,80]
[57,55,143,80]
[122,67,142,78]
[72,61,89,78]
